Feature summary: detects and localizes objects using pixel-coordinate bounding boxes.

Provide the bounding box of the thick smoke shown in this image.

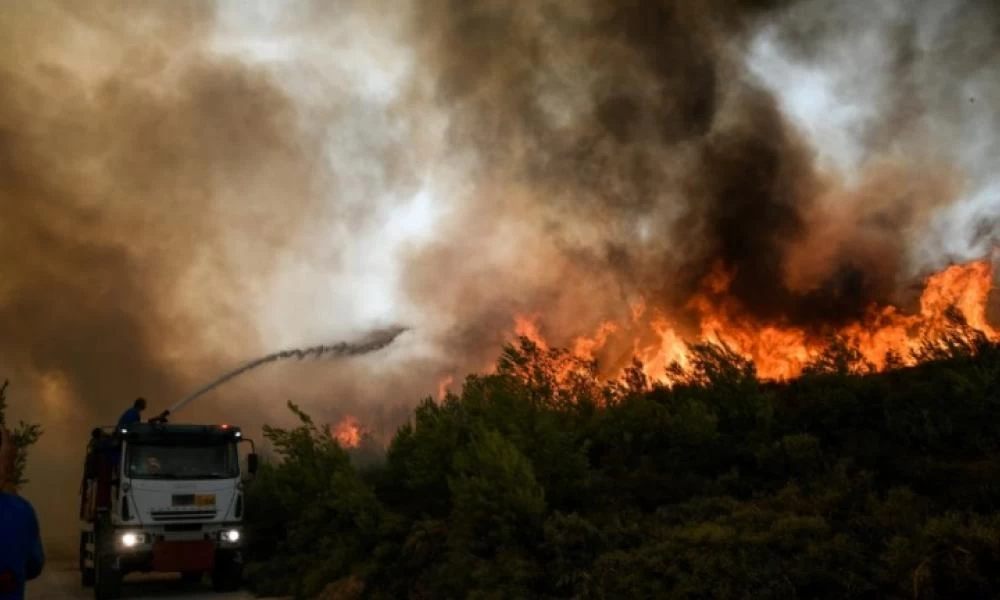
[403,0,1000,354]
[0,0,407,551]
[1,0,997,552]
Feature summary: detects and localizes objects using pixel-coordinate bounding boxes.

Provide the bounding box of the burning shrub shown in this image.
[244,402,386,598]
[246,330,1000,599]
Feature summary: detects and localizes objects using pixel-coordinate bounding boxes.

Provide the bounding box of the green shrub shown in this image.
[0,380,42,487]
[244,329,1000,599]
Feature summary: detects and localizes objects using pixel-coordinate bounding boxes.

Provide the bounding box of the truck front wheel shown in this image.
[92,526,122,600]
[93,550,122,600]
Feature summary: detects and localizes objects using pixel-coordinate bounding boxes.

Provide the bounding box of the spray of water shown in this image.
[162,326,408,419]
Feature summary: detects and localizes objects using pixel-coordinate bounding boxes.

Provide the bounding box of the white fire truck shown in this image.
[79,422,258,599]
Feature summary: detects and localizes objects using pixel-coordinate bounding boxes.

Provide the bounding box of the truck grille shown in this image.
[151,510,217,522]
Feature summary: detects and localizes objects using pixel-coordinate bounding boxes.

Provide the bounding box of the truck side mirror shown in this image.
[247,453,259,475]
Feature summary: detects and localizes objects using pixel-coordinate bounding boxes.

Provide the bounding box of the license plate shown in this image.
[194,494,216,506]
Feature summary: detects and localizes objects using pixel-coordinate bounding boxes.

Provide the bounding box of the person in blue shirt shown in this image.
[0,427,45,600]
[116,397,147,429]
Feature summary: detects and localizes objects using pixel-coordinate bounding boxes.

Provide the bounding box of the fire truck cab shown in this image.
[79,422,258,599]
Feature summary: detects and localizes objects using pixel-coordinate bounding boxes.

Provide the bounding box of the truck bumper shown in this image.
[153,540,217,572]
[98,524,243,575]
[117,543,242,575]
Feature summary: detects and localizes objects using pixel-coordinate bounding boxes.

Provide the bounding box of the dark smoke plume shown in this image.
[403,0,1000,356]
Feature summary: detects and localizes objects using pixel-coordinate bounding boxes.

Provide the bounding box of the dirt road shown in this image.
[27,562,263,599]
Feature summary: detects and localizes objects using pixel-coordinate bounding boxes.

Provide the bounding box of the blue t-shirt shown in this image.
[0,493,44,600]
[116,407,142,429]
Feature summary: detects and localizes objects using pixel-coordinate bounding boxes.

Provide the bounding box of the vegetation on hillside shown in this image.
[0,380,43,487]
[244,313,1000,599]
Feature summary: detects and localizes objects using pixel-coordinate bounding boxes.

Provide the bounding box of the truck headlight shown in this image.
[224,529,240,543]
[121,532,140,548]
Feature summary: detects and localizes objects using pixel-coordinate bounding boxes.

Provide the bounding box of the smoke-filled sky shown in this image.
[1,0,997,549]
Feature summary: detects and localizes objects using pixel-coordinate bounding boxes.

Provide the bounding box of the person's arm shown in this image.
[23,500,44,580]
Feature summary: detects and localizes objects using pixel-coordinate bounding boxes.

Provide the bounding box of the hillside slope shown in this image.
[245,323,1000,599]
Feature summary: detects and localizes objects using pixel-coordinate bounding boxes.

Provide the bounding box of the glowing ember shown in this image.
[511,259,997,384]
[331,415,362,448]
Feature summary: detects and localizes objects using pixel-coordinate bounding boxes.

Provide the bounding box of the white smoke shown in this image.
[746,0,1000,274]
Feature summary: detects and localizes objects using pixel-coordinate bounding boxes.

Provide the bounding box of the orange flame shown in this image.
[330,415,362,448]
[437,375,455,400]
[511,259,997,384]
[514,314,549,349]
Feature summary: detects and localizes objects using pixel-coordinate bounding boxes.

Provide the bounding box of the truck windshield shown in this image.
[126,442,239,480]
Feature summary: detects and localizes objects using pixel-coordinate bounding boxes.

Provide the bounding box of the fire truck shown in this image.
[79,422,258,599]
